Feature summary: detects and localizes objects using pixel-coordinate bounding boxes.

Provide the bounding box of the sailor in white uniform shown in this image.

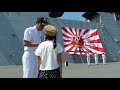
[94,52,98,65]
[22,17,48,78]
[86,52,90,65]
[102,53,106,64]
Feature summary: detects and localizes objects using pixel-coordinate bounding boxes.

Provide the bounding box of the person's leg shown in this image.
[103,59,106,64]
[87,58,90,65]
[95,58,98,65]
[33,56,38,78]
[22,52,35,78]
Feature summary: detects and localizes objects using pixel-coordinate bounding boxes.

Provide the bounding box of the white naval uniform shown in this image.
[22,26,44,78]
[86,53,90,65]
[94,53,98,65]
[102,54,106,64]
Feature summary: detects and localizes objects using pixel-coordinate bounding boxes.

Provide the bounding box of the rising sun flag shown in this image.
[61,26,105,55]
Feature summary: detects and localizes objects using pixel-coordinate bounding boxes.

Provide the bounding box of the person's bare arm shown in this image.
[23,40,39,47]
[38,56,42,72]
[57,53,62,78]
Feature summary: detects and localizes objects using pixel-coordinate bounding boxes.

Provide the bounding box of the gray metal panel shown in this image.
[0,12,49,65]
[0,12,120,65]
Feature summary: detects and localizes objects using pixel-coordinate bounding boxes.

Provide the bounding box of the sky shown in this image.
[59,12,85,21]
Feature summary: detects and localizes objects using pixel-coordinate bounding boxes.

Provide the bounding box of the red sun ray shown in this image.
[66,45,75,52]
[90,39,101,43]
[89,31,98,38]
[61,26,72,36]
[62,33,71,38]
[69,28,75,36]
[82,29,89,36]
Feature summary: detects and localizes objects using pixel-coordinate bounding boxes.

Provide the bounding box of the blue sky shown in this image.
[59,12,85,21]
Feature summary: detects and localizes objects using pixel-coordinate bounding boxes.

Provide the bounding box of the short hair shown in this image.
[36,17,48,25]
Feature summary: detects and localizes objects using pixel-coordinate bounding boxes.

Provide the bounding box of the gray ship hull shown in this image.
[0,12,120,65]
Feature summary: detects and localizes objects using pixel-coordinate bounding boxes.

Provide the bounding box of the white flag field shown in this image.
[61,26,105,55]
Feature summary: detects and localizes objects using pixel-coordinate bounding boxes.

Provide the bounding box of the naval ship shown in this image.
[0,12,120,66]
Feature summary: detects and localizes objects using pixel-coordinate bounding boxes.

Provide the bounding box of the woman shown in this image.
[35,25,63,78]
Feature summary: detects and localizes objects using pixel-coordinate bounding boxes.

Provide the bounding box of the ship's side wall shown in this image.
[89,12,120,62]
[0,12,91,65]
[0,12,120,65]
[0,12,49,65]
[99,12,120,62]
